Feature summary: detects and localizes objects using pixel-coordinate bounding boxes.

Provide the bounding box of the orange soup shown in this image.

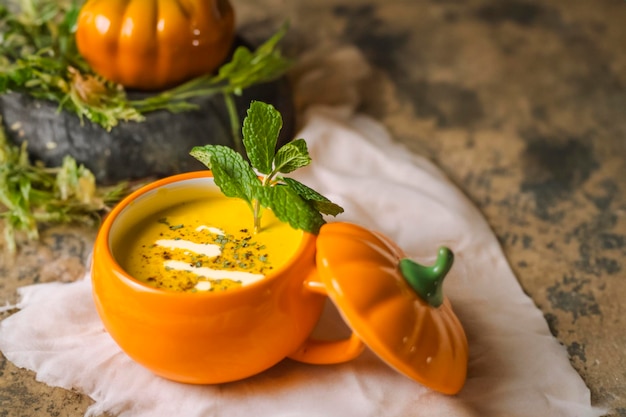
[116,192,303,292]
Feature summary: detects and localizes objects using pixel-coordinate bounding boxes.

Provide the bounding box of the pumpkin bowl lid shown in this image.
[315,222,469,395]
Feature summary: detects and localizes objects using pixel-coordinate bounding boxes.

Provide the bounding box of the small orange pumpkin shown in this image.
[315,222,469,395]
[75,0,235,90]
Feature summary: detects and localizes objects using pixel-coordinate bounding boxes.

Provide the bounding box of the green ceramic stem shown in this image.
[399,247,454,308]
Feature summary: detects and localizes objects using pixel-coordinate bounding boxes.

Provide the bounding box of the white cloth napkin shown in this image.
[0,106,605,417]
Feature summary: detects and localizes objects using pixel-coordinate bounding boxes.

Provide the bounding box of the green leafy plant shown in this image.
[0,0,143,128]
[0,116,135,253]
[191,101,344,234]
[0,0,292,152]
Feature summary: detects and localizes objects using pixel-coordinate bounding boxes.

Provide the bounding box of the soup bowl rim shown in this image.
[94,170,316,299]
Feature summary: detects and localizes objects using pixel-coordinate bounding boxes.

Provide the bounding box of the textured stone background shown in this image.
[1,0,625,415]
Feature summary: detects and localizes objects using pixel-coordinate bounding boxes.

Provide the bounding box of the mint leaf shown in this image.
[282,178,344,216]
[189,145,216,168]
[242,101,282,175]
[191,100,343,234]
[258,184,325,234]
[190,145,259,202]
[210,158,259,203]
[274,139,311,174]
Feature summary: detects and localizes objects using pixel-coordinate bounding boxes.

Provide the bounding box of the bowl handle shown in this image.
[287,274,365,365]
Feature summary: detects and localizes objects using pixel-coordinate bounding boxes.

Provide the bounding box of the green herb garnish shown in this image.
[0,116,135,253]
[190,101,344,234]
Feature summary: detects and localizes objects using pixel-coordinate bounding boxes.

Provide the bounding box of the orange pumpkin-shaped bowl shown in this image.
[91,171,325,383]
[91,172,468,391]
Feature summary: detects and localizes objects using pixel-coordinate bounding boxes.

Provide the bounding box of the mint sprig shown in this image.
[190,101,344,234]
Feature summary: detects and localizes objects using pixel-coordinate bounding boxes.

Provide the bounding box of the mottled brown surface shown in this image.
[0,225,97,416]
[1,0,625,416]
